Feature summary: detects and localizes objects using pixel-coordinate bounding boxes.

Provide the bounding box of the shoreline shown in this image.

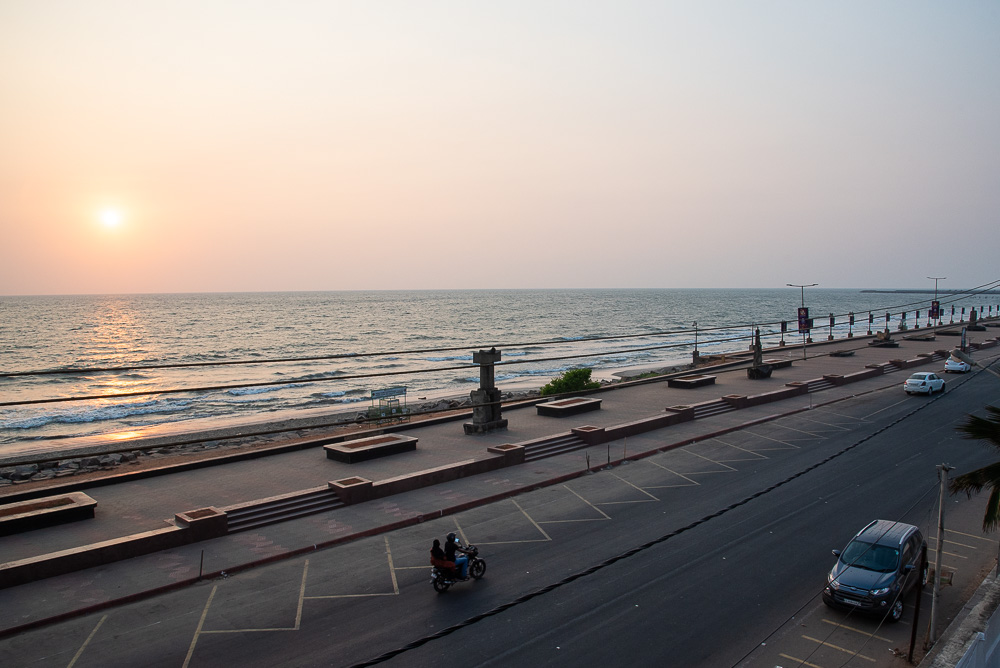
[0,359,699,488]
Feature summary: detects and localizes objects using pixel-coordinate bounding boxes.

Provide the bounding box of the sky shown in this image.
[1,1,998,295]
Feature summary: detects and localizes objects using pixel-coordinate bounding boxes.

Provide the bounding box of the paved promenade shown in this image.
[2,327,999,665]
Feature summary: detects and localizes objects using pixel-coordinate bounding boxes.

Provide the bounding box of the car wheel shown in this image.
[941,382,946,392]
[888,598,904,623]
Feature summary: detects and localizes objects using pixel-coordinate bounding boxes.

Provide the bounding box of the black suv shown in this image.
[823,519,928,622]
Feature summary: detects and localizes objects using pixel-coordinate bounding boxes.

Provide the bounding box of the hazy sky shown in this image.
[2,1,998,295]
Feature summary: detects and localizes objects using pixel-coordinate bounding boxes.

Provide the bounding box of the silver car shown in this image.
[903,372,945,395]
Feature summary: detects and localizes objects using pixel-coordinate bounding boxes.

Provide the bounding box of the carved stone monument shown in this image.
[464,347,508,434]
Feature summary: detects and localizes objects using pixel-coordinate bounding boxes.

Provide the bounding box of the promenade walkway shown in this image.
[1,326,999,663]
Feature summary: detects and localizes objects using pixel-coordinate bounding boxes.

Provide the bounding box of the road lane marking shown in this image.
[183,585,217,668]
[802,635,876,661]
[66,614,106,668]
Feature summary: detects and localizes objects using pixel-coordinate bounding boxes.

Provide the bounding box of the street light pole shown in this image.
[787,283,817,360]
[928,276,946,327]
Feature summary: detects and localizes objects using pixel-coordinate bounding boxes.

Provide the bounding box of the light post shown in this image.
[787,283,817,359]
[928,276,945,327]
[692,321,699,364]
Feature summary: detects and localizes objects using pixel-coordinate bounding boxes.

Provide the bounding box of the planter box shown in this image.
[537,397,602,417]
[667,375,717,389]
[324,434,418,463]
[0,492,97,536]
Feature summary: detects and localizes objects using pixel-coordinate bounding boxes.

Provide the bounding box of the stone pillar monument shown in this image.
[464,347,508,434]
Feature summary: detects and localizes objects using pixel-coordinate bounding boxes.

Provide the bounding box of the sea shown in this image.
[1,288,995,454]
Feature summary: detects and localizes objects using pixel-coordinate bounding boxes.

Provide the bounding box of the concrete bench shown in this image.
[762,358,793,369]
[537,397,602,417]
[667,374,717,389]
[0,492,97,536]
[324,434,418,463]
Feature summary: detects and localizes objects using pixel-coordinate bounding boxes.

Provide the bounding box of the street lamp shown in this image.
[787,283,818,359]
[927,276,946,327]
[693,321,699,364]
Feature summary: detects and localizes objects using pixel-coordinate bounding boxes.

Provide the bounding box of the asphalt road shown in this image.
[3,366,1000,668]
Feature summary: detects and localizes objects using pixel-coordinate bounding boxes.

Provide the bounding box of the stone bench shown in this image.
[324,434,418,463]
[762,358,793,369]
[0,492,97,536]
[667,374,717,389]
[537,397,602,417]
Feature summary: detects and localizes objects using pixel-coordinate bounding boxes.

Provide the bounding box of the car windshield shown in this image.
[910,374,928,380]
[841,540,899,572]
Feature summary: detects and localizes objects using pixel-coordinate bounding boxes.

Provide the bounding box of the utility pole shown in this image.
[787,283,817,360]
[929,463,954,647]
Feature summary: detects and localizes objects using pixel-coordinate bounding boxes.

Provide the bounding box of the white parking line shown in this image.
[66,614,107,668]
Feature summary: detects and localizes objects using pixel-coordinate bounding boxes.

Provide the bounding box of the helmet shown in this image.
[446,532,457,543]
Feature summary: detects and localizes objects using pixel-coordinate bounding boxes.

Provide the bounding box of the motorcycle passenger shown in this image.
[444,532,470,580]
[429,539,454,572]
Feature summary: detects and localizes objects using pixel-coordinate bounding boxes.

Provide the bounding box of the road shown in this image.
[3,366,1000,667]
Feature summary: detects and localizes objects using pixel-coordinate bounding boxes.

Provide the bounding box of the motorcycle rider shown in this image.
[444,532,471,580]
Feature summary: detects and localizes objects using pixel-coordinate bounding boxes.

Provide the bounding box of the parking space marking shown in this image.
[862,398,909,420]
[766,423,826,438]
[738,431,801,451]
[593,473,659,505]
[536,485,612,524]
[711,437,770,461]
[183,585,217,668]
[641,459,701,487]
[470,499,553,544]
[928,545,968,560]
[820,618,891,642]
[802,635,876,662]
[813,407,872,422]
[66,614,107,668]
[779,653,823,668]
[676,448,738,473]
[207,560,310,629]
[796,416,853,431]
[935,537,979,550]
[306,539,401,598]
[948,528,998,545]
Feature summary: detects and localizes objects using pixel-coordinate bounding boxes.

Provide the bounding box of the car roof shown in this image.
[853,519,919,547]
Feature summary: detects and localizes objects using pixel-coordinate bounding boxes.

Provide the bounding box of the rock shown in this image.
[80,457,100,468]
[10,464,39,481]
[57,459,81,469]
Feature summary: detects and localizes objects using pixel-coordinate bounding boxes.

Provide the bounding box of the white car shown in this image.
[904,372,945,395]
[944,358,971,373]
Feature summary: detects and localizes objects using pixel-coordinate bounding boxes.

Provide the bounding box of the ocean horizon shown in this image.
[2,288,997,453]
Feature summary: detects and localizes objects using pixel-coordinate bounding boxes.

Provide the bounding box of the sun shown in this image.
[99,209,123,228]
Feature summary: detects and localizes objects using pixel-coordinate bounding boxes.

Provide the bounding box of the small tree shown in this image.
[950,405,1000,531]
[540,368,601,397]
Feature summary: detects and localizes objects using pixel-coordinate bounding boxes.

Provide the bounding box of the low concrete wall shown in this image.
[604,409,693,441]
[369,456,508,501]
[0,525,188,589]
[745,385,808,407]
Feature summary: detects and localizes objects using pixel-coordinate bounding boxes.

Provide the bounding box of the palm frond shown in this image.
[957,406,1000,449]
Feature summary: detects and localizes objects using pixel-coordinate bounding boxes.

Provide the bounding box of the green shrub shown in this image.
[540,368,601,397]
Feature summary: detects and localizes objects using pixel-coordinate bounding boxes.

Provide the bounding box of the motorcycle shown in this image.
[431,544,486,593]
